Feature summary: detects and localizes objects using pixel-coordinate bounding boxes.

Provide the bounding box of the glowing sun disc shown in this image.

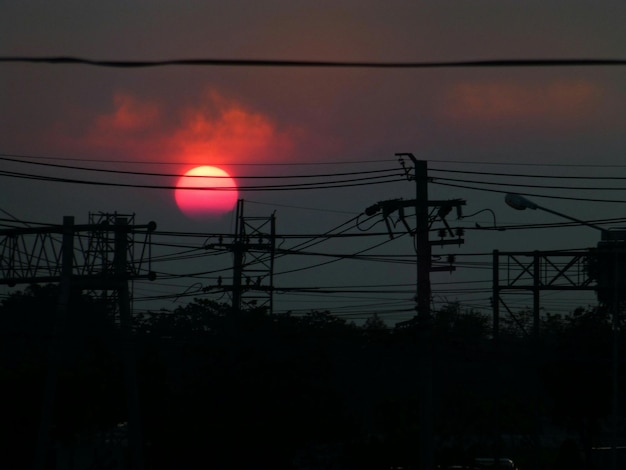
[175,166,238,218]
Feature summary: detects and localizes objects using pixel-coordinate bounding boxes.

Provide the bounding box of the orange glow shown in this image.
[443,80,602,122]
[95,93,161,133]
[70,88,300,165]
[174,166,238,218]
[170,89,295,165]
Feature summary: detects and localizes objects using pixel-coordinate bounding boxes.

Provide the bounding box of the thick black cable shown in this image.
[2,56,625,68]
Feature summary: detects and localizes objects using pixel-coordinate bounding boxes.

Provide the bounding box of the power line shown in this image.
[0,211,35,227]
[433,175,626,191]
[432,159,626,169]
[274,231,408,277]
[431,180,626,204]
[0,152,394,167]
[246,199,358,216]
[0,155,400,180]
[283,215,366,253]
[430,167,626,180]
[0,168,404,191]
[2,56,625,69]
[6,153,626,171]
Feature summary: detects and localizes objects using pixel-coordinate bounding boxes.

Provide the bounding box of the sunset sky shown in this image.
[1,1,625,321]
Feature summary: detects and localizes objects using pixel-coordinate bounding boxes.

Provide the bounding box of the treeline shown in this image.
[0,284,619,468]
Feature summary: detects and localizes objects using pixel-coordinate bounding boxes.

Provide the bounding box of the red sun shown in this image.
[175,166,239,218]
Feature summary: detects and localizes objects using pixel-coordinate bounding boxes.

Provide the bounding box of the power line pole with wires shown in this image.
[410,155,435,470]
[366,154,466,469]
[204,199,276,315]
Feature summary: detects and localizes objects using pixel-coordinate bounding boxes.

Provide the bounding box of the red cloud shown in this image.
[97,93,161,131]
[442,79,603,124]
[65,88,299,166]
[168,90,295,165]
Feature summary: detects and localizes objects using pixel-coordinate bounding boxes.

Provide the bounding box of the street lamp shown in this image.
[505,192,621,470]
[505,193,606,233]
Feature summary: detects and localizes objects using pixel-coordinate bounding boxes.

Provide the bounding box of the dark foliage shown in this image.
[2,288,623,468]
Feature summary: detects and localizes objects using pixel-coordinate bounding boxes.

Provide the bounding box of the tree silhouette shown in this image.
[3,286,620,469]
[0,284,123,463]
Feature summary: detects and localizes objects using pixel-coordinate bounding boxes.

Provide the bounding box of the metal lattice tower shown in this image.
[492,249,597,338]
[0,212,155,288]
[0,214,156,470]
[233,200,276,313]
[203,200,276,314]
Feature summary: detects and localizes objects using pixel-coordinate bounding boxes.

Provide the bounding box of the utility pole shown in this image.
[34,216,74,470]
[408,155,434,470]
[232,199,245,314]
[114,217,144,470]
[365,155,465,468]
[205,199,276,315]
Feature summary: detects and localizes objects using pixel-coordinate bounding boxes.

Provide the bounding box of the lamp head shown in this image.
[365,203,381,216]
[505,193,539,211]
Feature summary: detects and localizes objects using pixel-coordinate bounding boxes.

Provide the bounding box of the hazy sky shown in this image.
[1,1,625,320]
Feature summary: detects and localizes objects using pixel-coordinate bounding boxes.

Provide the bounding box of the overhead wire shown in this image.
[0,152,395,167]
[277,212,366,254]
[431,180,626,204]
[432,159,626,169]
[0,155,400,180]
[2,56,625,69]
[432,175,626,191]
[430,166,626,180]
[6,152,626,171]
[3,54,622,319]
[3,158,619,317]
[246,199,358,216]
[274,230,409,277]
[0,168,405,191]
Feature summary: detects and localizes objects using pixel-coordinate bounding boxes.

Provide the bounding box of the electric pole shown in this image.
[367,155,466,468]
[114,217,144,470]
[34,216,74,470]
[232,199,245,314]
[205,199,276,315]
[409,156,435,470]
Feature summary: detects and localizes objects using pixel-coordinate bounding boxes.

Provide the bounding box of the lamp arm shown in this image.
[537,205,606,233]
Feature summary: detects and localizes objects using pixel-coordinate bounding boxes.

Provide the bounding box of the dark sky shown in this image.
[1,1,625,321]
